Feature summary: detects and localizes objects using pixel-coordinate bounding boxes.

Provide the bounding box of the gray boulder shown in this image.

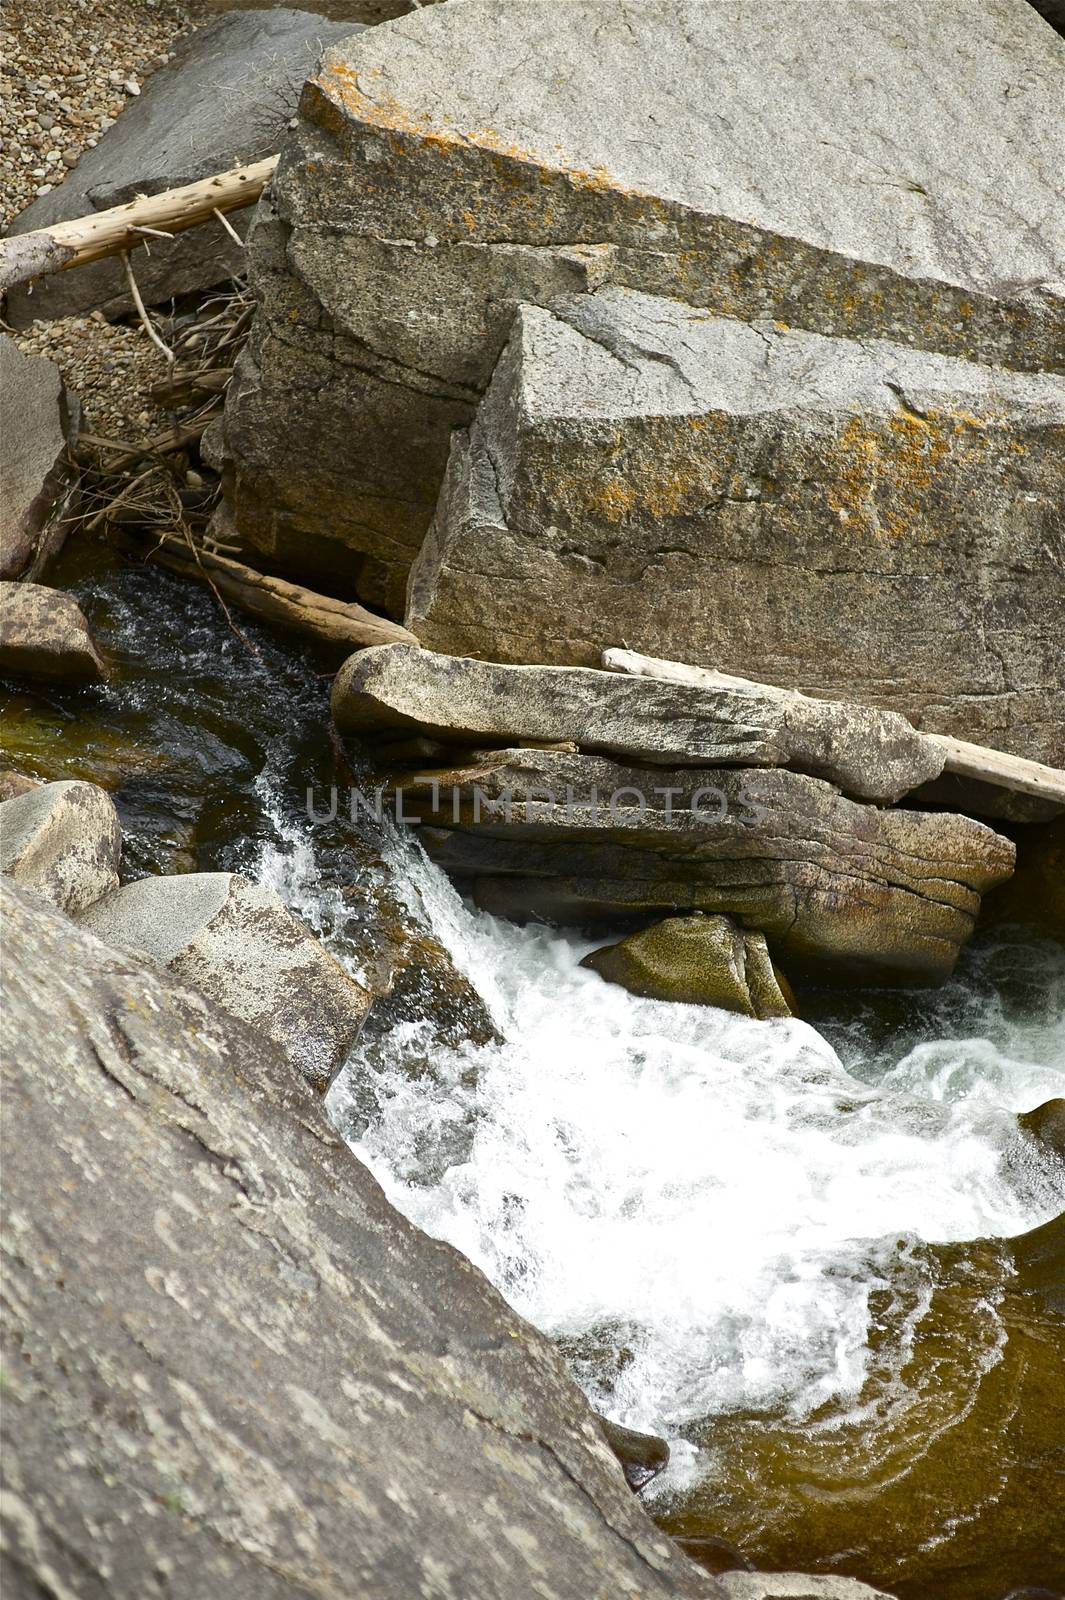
[0,878,718,1600]
[0,779,120,914]
[78,870,371,1091]
[409,289,1065,765]
[716,1581,895,1600]
[195,0,445,20]
[4,10,358,327]
[0,337,80,580]
[384,746,1015,984]
[333,644,945,805]
[0,581,107,684]
[222,0,1065,610]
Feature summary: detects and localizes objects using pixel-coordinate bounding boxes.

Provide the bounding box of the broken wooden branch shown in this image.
[0,156,278,295]
[119,526,421,656]
[602,648,1065,807]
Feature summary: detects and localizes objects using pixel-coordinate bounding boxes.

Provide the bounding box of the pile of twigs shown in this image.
[69,277,254,556]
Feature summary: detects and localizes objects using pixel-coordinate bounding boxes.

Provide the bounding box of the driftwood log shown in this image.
[0,158,278,295]
[603,648,1065,808]
[122,529,419,655]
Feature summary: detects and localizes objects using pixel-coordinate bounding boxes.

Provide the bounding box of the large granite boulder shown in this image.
[0,337,80,580]
[0,779,120,914]
[379,746,1014,984]
[582,915,795,1020]
[0,878,720,1600]
[333,644,944,806]
[78,870,371,1091]
[222,0,1065,611]
[4,10,358,327]
[408,290,1065,765]
[0,582,107,684]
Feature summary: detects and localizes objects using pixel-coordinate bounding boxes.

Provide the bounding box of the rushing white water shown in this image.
[260,811,1065,1495]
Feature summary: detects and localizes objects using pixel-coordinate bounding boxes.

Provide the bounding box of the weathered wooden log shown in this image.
[603,649,1065,807]
[123,528,419,654]
[0,157,278,295]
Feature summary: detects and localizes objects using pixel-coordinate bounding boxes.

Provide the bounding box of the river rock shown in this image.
[409,289,1065,765]
[0,337,81,580]
[1017,1098,1065,1162]
[716,1581,895,1600]
[383,746,1014,984]
[0,878,718,1600]
[0,769,41,801]
[583,916,794,1020]
[4,11,358,328]
[0,779,121,914]
[222,0,1064,610]
[596,1415,670,1492]
[334,644,944,805]
[78,870,371,1091]
[0,582,107,684]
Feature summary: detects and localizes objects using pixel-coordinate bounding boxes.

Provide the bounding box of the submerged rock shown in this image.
[1,878,717,1600]
[0,581,106,685]
[4,10,358,327]
[0,779,120,914]
[582,916,793,1021]
[334,643,944,805]
[223,0,1064,609]
[78,870,371,1091]
[657,1216,1065,1600]
[386,745,1014,984]
[410,290,1065,765]
[0,337,80,581]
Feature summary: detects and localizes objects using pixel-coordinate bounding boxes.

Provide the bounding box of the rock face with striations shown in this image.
[0,879,723,1600]
[4,10,359,327]
[222,0,1065,612]
[409,290,1065,765]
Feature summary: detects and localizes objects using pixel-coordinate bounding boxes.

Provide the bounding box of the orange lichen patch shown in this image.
[827,410,953,538]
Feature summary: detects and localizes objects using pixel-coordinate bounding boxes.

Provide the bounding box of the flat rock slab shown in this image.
[385,746,1014,983]
[0,581,107,684]
[223,0,1065,608]
[1,878,720,1600]
[334,643,944,804]
[0,337,80,580]
[78,870,371,1091]
[5,10,358,326]
[409,289,1065,765]
[0,779,120,914]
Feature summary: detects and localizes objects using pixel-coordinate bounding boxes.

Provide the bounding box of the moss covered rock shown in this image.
[581,915,793,1020]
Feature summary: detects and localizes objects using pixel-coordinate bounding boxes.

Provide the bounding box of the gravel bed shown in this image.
[1,0,189,225]
[14,311,174,440]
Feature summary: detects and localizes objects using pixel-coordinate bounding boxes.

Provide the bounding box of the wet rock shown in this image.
[981,815,1065,942]
[582,916,794,1021]
[223,0,1064,610]
[78,870,371,1091]
[0,337,80,581]
[0,779,120,914]
[409,289,1065,766]
[0,879,717,1600]
[658,1216,1065,1600]
[385,745,1014,985]
[715,1580,895,1599]
[0,581,106,685]
[674,1536,754,1577]
[596,1415,670,1492]
[5,11,358,327]
[1017,1099,1065,1163]
[334,644,944,806]
[0,769,41,802]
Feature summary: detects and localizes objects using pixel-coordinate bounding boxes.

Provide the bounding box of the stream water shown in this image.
[4,541,1064,1598]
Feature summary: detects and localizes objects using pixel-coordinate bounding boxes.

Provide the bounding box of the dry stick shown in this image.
[176,521,264,662]
[0,156,278,293]
[121,250,174,365]
[212,207,244,248]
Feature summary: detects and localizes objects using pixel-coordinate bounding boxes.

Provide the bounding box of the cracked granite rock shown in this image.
[382,746,1015,984]
[0,879,721,1600]
[0,337,81,580]
[77,869,371,1092]
[409,288,1065,765]
[333,643,945,806]
[0,779,120,914]
[221,0,1065,611]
